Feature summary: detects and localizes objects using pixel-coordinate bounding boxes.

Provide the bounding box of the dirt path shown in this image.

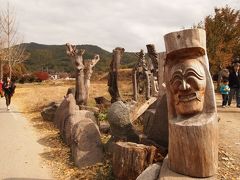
[0,99,53,180]
[216,94,240,179]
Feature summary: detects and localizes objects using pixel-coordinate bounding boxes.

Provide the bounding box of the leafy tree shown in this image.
[203,5,240,74]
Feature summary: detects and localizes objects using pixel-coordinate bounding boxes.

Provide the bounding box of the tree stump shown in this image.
[112,142,157,180]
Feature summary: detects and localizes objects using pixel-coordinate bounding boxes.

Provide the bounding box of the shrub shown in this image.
[34,71,49,81]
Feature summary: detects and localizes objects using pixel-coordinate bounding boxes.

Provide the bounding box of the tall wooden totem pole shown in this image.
[161,29,218,178]
[108,47,125,103]
[132,49,151,101]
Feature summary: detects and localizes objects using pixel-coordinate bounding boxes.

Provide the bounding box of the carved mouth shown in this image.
[178,92,199,103]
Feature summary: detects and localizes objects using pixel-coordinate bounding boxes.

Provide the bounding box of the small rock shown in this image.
[136,163,162,180]
[41,102,60,121]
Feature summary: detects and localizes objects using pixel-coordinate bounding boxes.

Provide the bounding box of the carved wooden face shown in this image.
[169,59,206,115]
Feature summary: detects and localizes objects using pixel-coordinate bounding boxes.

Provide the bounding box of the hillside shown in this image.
[23,42,138,73]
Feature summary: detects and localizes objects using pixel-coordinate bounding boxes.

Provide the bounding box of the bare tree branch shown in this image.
[0,2,27,78]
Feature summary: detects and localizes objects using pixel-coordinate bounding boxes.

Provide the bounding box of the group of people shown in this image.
[220,62,240,108]
[0,77,16,110]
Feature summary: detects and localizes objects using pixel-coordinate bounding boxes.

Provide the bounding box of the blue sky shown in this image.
[1,0,239,52]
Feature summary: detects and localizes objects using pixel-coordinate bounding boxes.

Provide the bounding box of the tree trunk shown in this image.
[112,142,157,180]
[84,79,90,105]
[8,62,12,79]
[83,55,100,105]
[108,47,124,103]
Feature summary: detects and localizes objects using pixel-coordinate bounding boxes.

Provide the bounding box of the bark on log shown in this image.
[112,142,157,180]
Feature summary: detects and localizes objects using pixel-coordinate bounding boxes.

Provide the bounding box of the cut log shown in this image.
[112,142,157,180]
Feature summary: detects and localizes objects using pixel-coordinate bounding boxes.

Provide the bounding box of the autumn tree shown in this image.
[203,5,240,74]
[0,3,27,79]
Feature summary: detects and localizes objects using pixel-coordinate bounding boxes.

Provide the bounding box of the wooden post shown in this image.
[132,68,138,101]
[112,142,157,180]
[108,47,125,103]
[158,52,166,97]
[163,29,218,178]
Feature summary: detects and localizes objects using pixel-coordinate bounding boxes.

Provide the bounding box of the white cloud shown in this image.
[1,0,239,52]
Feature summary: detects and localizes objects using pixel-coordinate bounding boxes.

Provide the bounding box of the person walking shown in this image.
[228,63,240,107]
[0,79,4,97]
[2,77,16,110]
[220,79,230,108]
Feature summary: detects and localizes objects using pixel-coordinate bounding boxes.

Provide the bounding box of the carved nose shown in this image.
[179,80,190,90]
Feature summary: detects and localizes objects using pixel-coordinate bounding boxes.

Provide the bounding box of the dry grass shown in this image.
[13,80,114,180]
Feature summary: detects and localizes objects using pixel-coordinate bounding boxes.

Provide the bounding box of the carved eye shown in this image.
[186,77,199,90]
[170,74,182,93]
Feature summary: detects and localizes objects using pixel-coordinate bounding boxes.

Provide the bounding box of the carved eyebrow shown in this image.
[170,70,183,84]
[184,68,204,80]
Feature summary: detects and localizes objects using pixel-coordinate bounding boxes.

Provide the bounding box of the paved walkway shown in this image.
[0,98,53,180]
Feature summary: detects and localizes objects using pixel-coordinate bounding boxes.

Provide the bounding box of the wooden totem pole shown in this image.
[132,49,151,101]
[108,47,125,103]
[161,29,218,178]
[146,44,159,97]
[66,43,99,105]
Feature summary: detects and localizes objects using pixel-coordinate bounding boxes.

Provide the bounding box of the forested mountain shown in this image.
[23,42,138,73]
